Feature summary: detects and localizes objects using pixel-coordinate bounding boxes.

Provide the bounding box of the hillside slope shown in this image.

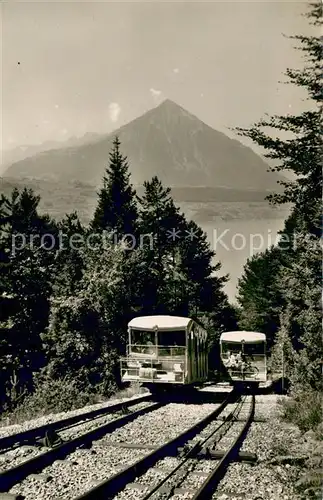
[4,100,284,190]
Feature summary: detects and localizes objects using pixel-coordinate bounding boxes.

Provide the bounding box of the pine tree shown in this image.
[137,176,184,313]
[177,219,228,315]
[277,233,322,391]
[54,212,85,295]
[234,1,322,236]
[137,176,234,366]
[90,137,138,240]
[235,2,322,392]
[0,188,57,408]
[236,247,286,348]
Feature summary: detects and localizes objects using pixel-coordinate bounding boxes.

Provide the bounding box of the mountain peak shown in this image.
[157,98,178,108]
[156,99,189,113]
[4,101,285,191]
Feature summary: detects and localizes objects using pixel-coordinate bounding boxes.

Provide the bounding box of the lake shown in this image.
[200,217,287,303]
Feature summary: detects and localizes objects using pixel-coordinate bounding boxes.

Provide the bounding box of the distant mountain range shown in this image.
[3,99,284,191]
[1,132,102,172]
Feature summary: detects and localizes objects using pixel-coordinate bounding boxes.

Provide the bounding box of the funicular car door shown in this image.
[196,328,200,380]
[188,323,195,382]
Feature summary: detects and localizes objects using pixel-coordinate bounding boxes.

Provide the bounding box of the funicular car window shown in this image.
[222,342,241,354]
[130,330,156,353]
[158,330,186,346]
[244,343,264,355]
[158,330,186,356]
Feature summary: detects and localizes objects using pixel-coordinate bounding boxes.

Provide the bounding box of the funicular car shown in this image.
[219,331,267,387]
[120,315,208,389]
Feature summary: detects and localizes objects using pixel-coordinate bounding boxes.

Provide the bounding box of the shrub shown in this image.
[278,388,323,434]
[0,375,115,426]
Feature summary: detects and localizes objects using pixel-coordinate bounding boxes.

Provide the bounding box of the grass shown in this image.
[110,382,147,400]
[277,388,323,436]
[0,377,146,428]
[0,377,115,428]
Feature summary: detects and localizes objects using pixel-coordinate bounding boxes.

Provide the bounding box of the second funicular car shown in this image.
[219,330,267,388]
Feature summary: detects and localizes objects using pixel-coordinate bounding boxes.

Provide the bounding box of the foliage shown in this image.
[235,2,322,403]
[234,3,322,233]
[277,232,322,391]
[42,237,135,390]
[236,246,285,348]
[136,176,184,313]
[90,136,138,237]
[53,211,85,294]
[0,189,57,410]
[278,389,322,434]
[0,375,111,426]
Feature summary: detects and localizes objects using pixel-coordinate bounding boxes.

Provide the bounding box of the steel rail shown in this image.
[0,401,161,493]
[139,395,247,500]
[73,389,237,500]
[0,394,152,451]
[192,394,255,500]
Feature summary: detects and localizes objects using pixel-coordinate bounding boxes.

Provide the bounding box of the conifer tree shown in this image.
[235,2,322,391]
[90,137,138,240]
[236,247,286,348]
[54,212,85,295]
[137,176,184,313]
[234,1,322,236]
[177,219,227,315]
[0,188,57,408]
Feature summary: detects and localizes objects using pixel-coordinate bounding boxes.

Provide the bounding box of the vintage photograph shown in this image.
[0,1,321,499]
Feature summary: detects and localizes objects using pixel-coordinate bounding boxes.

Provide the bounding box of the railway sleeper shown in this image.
[217,416,267,423]
[176,446,257,463]
[197,448,257,463]
[97,441,158,450]
[0,495,25,500]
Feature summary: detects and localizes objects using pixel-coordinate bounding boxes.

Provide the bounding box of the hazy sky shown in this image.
[1,0,315,152]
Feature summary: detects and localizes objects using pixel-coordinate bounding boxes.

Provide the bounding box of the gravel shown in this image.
[111,398,251,500]
[0,401,154,472]
[6,393,311,500]
[0,391,149,439]
[10,447,147,500]
[111,395,305,500]
[211,394,307,500]
[9,401,220,500]
[103,402,220,446]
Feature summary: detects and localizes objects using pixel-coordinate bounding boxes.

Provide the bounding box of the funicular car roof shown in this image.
[220,331,266,343]
[128,315,192,331]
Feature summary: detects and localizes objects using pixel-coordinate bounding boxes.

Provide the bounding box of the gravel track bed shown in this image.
[211,394,301,500]
[113,395,287,500]
[112,401,243,500]
[0,392,149,439]
[103,402,220,446]
[188,398,249,446]
[253,394,283,420]
[10,447,147,500]
[9,402,220,500]
[0,401,154,472]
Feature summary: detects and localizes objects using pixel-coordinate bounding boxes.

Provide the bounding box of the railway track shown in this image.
[129,395,254,500]
[0,399,160,494]
[96,394,255,500]
[0,393,153,451]
[67,391,253,500]
[2,387,230,499]
[71,392,237,500]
